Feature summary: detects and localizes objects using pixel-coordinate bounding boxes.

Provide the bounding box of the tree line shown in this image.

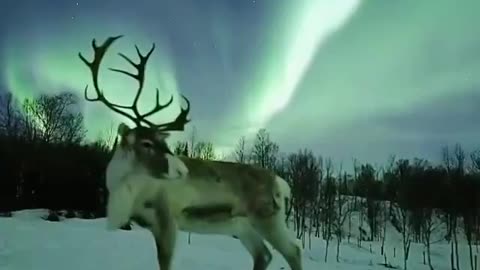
[0,91,479,270]
[222,129,480,270]
[0,92,110,218]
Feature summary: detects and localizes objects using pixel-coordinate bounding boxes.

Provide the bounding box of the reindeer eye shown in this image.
[140,140,154,148]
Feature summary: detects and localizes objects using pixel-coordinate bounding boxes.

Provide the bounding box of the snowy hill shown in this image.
[0,209,475,270]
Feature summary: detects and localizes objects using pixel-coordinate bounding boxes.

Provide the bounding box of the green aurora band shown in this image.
[3,1,361,157]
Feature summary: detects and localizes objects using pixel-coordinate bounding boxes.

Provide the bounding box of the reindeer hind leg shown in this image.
[254,216,302,270]
[237,228,272,270]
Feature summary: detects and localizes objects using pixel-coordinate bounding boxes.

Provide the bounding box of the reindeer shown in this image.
[79,35,302,270]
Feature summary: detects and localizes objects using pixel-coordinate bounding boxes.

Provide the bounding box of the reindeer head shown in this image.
[115,122,188,179]
[79,35,190,180]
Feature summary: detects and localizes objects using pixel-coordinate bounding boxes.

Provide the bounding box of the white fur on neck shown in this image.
[106,176,153,230]
[105,150,185,227]
[106,181,136,230]
[106,145,136,192]
[106,173,173,230]
[105,142,188,229]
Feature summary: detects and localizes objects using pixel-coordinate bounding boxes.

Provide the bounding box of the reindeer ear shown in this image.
[117,123,130,136]
[154,131,170,141]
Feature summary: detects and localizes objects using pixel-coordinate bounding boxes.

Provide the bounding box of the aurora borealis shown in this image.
[1,0,480,165]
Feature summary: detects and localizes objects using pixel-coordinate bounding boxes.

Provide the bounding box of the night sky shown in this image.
[1,0,479,166]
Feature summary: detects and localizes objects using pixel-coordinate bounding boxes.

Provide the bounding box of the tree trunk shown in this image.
[455,226,460,270]
[427,240,433,270]
[324,236,330,263]
[381,212,387,255]
[402,212,410,270]
[336,237,341,262]
[358,204,364,247]
[451,239,455,270]
[301,206,306,248]
[469,240,474,270]
[295,205,302,238]
[308,213,313,250]
[348,203,352,243]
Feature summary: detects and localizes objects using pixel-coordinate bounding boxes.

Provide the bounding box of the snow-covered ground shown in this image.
[0,209,475,270]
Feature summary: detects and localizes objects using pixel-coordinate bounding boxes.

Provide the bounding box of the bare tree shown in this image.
[459,173,479,270]
[0,92,25,137]
[275,152,289,179]
[442,146,456,270]
[234,136,248,163]
[356,163,381,241]
[396,203,413,270]
[22,92,86,144]
[381,194,388,256]
[174,141,189,156]
[312,156,324,238]
[193,141,216,160]
[347,158,361,243]
[273,153,293,225]
[334,168,352,262]
[442,144,463,270]
[94,123,117,150]
[422,209,439,270]
[188,126,197,158]
[172,132,216,160]
[251,128,279,170]
[381,154,396,254]
[394,159,413,270]
[286,149,321,245]
[322,158,336,262]
[419,166,444,270]
[453,144,466,176]
[470,150,480,173]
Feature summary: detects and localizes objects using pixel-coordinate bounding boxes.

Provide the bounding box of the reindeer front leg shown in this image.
[152,220,176,270]
[149,192,177,270]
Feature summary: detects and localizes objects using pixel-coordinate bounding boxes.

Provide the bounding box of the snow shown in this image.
[0,209,476,270]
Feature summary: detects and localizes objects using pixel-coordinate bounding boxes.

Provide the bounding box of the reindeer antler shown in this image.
[79,35,190,130]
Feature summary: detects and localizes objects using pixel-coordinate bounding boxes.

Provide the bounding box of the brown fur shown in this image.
[177,157,281,218]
